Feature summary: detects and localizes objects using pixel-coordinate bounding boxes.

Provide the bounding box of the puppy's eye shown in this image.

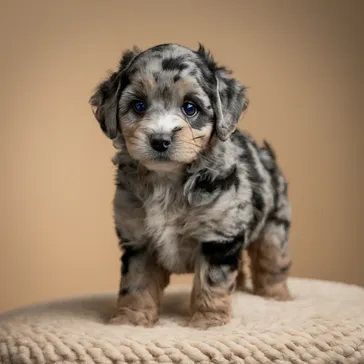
[182,101,198,117]
[132,100,147,113]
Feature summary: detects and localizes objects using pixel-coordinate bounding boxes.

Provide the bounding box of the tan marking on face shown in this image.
[176,76,200,98]
[133,71,157,94]
[121,111,168,163]
[172,120,213,164]
[140,76,156,92]
[122,124,149,162]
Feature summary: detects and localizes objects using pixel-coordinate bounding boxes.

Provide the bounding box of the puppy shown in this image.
[90,43,292,329]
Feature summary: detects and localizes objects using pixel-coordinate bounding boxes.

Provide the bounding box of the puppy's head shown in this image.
[90,44,248,171]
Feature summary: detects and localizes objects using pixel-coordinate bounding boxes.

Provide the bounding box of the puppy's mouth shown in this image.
[146,151,181,166]
[149,151,172,162]
[142,156,182,172]
[140,148,185,172]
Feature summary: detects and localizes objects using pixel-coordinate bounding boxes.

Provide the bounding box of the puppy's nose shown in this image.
[150,134,172,152]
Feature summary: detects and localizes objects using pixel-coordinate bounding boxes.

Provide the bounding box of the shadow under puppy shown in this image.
[90,43,292,329]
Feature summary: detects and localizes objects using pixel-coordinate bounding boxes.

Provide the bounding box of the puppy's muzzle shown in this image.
[149,133,172,153]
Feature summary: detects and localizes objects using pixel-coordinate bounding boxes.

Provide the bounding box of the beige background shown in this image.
[1,0,363,313]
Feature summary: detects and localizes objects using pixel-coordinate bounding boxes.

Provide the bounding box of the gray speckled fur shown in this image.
[112,132,290,274]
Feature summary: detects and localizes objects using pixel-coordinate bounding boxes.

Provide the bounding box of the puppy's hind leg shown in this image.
[247,209,293,301]
[235,250,250,292]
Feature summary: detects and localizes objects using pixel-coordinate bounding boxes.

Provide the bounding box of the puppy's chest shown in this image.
[144,198,199,273]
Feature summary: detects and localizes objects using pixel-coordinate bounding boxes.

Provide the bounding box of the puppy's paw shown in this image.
[256,281,293,301]
[108,308,158,328]
[188,311,230,330]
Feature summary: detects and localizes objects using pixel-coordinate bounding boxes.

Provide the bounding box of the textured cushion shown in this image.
[1,278,364,364]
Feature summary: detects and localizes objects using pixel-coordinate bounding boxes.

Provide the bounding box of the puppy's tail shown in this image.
[262,140,277,161]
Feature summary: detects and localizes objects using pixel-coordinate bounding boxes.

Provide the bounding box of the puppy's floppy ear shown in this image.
[197,44,249,141]
[89,71,121,139]
[89,47,141,139]
[214,69,249,141]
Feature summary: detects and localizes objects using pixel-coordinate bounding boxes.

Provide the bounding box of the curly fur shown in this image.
[90,43,292,329]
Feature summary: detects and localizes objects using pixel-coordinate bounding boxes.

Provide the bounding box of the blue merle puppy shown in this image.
[90,43,292,329]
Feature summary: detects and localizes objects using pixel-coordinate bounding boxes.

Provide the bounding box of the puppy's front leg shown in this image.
[189,239,243,329]
[109,247,170,327]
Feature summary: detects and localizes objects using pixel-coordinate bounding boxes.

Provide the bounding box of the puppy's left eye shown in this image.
[132,100,147,113]
[182,101,198,117]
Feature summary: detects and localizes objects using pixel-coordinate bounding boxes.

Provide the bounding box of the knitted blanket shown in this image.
[1,278,364,363]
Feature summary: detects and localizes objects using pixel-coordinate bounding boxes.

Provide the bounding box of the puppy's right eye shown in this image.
[132,100,147,114]
[182,101,198,117]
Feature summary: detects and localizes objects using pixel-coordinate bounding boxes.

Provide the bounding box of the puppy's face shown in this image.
[119,49,215,170]
[90,44,248,171]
